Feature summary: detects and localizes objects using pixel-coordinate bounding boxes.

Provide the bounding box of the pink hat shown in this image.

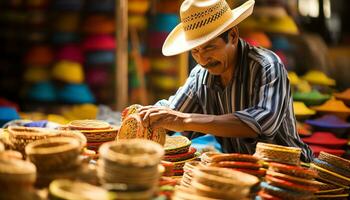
[86,68,109,86]
[82,35,116,51]
[302,132,348,148]
[56,44,84,63]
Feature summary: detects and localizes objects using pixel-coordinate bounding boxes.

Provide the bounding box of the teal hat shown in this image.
[58,84,95,104]
[28,81,56,102]
[0,106,20,127]
[150,14,180,32]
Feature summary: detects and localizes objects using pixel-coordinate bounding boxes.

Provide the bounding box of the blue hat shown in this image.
[150,14,180,32]
[28,81,56,102]
[271,36,292,51]
[0,107,20,127]
[86,51,115,65]
[57,84,95,104]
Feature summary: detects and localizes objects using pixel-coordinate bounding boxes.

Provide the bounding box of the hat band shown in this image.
[182,2,232,40]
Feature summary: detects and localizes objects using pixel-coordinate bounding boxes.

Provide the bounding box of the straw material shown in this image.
[254,142,301,166]
[164,136,191,155]
[318,151,350,170]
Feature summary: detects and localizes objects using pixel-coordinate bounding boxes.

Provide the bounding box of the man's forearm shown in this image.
[183,113,258,138]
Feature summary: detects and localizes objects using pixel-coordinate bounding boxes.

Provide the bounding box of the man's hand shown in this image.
[138,106,190,132]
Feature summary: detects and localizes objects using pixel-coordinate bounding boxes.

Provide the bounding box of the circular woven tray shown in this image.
[318,151,350,171]
[164,136,191,155]
[68,120,111,130]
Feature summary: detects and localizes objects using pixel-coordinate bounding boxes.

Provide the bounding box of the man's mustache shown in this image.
[204,61,220,68]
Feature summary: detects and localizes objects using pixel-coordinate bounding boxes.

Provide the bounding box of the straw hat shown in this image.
[162,0,255,56]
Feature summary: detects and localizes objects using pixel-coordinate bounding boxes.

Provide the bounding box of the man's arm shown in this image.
[138,106,257,138]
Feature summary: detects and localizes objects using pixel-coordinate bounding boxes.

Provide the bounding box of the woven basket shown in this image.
[0,157,36,185]
[313,158,350,178]
[164,136,191,155]
[99,139,164,168]
[68,119,111,130]
[268,162,318,179]
[254,142,301,166]
[25,137,80,172]
[318,151,350,171]
[49,179,109,200]
[310,163,350,187]
[265,175,319,193]
[266,170,322,187]
[80,126,118,142]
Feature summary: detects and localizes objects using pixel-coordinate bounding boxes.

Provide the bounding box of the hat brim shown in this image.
[162,0,255,56]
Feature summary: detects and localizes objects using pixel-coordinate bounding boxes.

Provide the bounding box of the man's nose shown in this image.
[196,52,209,66]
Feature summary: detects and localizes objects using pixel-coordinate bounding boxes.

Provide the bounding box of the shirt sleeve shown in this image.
[234,62,291,137]
[155,66,202,113]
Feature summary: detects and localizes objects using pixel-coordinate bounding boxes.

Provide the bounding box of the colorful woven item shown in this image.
[163,147,197,162]
[242,31,271,48]
[305,115,350,129]
[164,136,191,155]
[24,45,54,66]
[27,81,56,102]
[57,84,95,104]
[293,90,330,106]
[254,142,302,165]
[52,61,84,84]
[56,44,84,63]
[83,15,115,35]
[82,35,116,51]
[311,98,350,119]
[302,132,347,148]
[293,101,316,120]
[301,70,336,86]
[334,88,350,106]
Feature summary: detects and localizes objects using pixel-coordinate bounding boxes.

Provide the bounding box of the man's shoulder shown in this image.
[189,64,208,79]
[246,45,283,67]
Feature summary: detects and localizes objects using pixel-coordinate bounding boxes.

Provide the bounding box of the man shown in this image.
[138,0,313,162]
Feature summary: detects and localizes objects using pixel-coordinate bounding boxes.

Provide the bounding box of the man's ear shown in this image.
[229,26,239,45]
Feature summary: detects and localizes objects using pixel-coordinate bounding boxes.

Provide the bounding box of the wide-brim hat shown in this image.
[305,115,350,129]
[162,0,255,56]
[302,132,348,148]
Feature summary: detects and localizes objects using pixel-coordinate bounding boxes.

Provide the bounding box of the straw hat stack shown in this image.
[174,166,259,199]
[163,136,199,177]
[98,139,164,199]
[310,151,350,199]
[0,156,40,199]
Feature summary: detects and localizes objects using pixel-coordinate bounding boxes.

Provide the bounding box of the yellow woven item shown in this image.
[302,70,336,86]
[293,101,316,116]
[23,67,50,82]
[47,114,69,125]
[288,71,300,86]
[62,104,98,121]
[52,61,84,84]
[311,98,350,114]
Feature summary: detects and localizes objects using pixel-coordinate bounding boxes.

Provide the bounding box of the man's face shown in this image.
[190,31,236,75]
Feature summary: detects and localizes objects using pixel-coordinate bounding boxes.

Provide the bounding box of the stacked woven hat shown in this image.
[334,88,350,107]
[65,119,117,153]
[25,135,84,187]
[311,98,350,120]
[163,136,199,177]
[0,156,39,199]
[201,152,266,178]
[254,142,321,199]
[293,101,316,120]
[173,166,259,199]
[97,139,164,199]
[117,104,166,145]
[310,151,350,199]
[293,90,331,106]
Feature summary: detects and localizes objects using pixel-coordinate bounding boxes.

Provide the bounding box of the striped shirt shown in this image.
[157,39,314,162]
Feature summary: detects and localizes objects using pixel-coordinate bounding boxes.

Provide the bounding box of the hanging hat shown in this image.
[82,35,116,51]
[128,15,148,30]
[53,12,80,32]
[293,90,330,106]
[242,31,271,48]
[302,132,347,148]
[27,81,56,102]
[23,67,50,83]
[150,14,180,33]
[83,15,115,35]
[24,45,54,66]
[311,98,350,119]
[288,71,300,86]
[0,107,20,127]
[305,115,350,130]
[296,121,312,137]
[85,51,115,65]
[86,67,109,86]
[57,84,95,104]
[155,0,182,13]
[52,61,84,84]
[128,0,150,15]
[0,98,19,111]
[56,44,84,63]
[301,70,336,86]
[162,0,255,56]
[271,35,292,51]
[308,145,345,157]
[334,88,350,106]
[293,101,316,120]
